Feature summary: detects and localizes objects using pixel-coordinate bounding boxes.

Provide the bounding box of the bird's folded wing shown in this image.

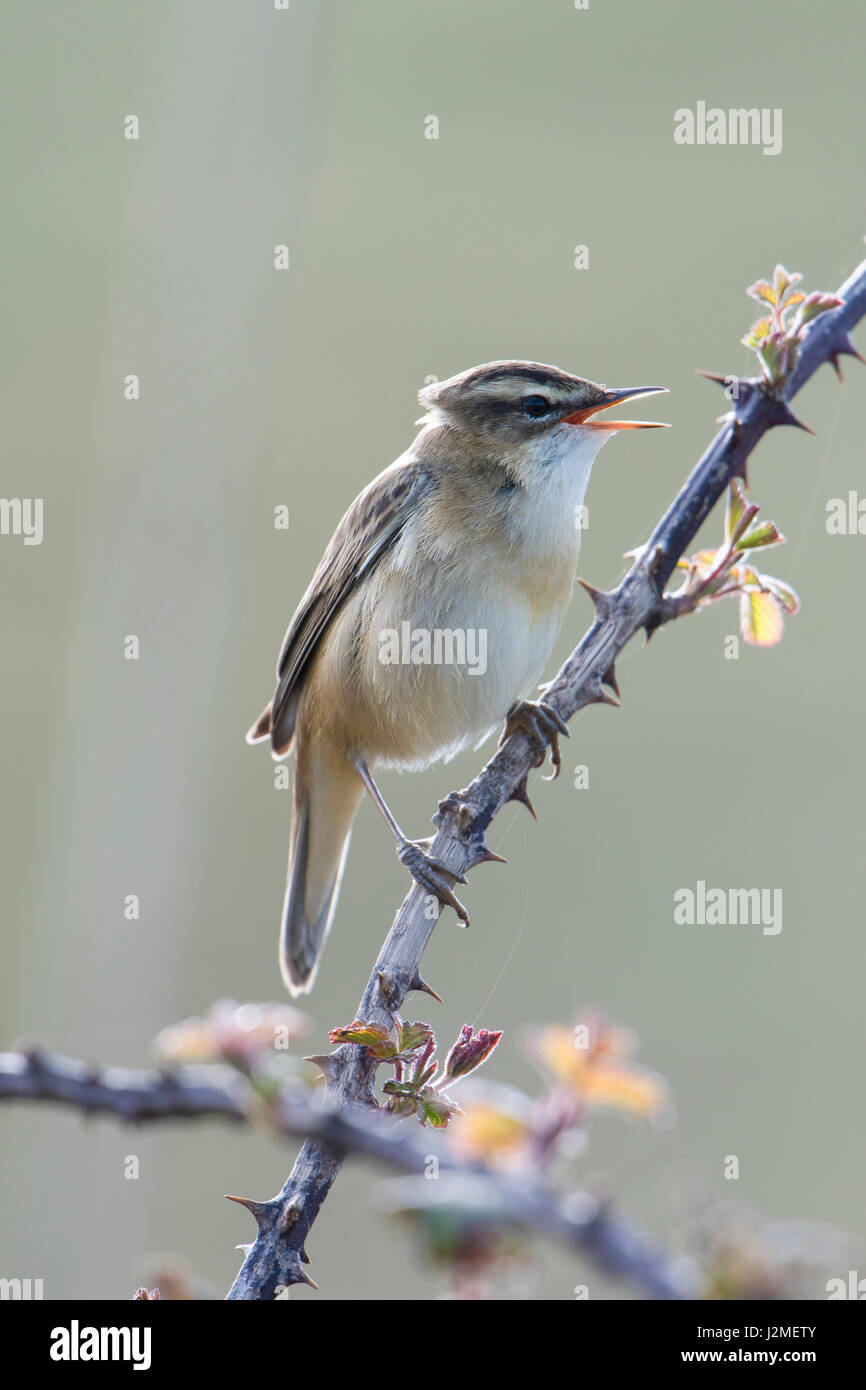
[269,459,433,746]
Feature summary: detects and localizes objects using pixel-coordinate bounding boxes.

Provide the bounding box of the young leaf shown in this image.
[746,279,776,306]
[725,481,748,541]
[329,1020,397,1060]
[443,1025,503,1083]
[396,1020,435,1055]
[791,291,844,333]
[420,1091,463,1129]
[739,589,784,646]
[773,264,801,302]
[735,520,784,550]
[741,317,772,350]
[764,576,800,615]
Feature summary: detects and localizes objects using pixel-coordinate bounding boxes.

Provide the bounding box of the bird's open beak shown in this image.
[562,385,670,431]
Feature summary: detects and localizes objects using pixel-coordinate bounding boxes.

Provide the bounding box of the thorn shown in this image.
[696,371,757,410]
[768,398,814,435]
[410,973,444,1004]
[507,775,537,820]
[295,1268,319,1290]
[473,844,508,866]
[225,1194,271,1225]
[591,685,620,708]
[829,335,864,381]
[236,1243,253,1256]
[300,1244,311,1264]
[577,578,614,621]
[833,331,864,363]
[303,1053,340,1082]
[602,662,620,697]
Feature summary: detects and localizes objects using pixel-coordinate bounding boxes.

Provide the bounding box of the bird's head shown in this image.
[418,360,668,484]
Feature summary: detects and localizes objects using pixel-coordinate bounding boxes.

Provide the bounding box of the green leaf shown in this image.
[383,1079,420,1097]
[735,520,785,550]
[725,481,747,541]
[419,1090,463,1129]
[756,338,788,383]
[396,1020,435,1055]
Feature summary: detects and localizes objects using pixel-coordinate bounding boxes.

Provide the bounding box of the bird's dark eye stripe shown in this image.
[522,394,550,418]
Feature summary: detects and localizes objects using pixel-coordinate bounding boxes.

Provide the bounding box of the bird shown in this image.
[247,360,668,994]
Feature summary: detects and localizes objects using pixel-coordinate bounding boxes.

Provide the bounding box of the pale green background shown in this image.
[1,0,864,1300]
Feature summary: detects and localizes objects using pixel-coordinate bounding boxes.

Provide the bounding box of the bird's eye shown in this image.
[522,394,550,418]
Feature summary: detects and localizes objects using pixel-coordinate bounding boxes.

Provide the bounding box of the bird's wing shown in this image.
[266,458,433,751]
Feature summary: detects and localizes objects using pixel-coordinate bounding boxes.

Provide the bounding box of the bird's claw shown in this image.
[499,698,569,781]
[397,839,470,926]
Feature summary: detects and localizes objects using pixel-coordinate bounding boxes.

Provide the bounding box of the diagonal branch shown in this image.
[228,256,866,1300]
[0,1048,692,1299]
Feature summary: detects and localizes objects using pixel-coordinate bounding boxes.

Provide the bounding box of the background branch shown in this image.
[225,255,866,1300]
[0,1047,692,1299]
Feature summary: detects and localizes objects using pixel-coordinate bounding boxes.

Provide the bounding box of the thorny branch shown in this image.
[0,1047,693,1299]
[224,254,866,1300]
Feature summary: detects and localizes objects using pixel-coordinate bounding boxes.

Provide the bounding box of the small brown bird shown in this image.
[248,361,667,993]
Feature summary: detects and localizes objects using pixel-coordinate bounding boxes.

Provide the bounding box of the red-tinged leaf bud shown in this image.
[443,1025,503,1083]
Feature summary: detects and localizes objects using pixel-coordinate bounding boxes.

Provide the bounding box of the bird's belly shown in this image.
[335,568,569,770]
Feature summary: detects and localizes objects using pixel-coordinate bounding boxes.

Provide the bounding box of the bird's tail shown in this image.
[280,736,364,994]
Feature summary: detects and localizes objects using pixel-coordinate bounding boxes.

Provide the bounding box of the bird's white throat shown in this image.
[507,422,611,557]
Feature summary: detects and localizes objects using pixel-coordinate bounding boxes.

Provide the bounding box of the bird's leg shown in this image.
[498,697,570,781]
[354,759,470,925]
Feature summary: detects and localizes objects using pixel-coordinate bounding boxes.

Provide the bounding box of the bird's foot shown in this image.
[499,698,569,781]
[397,838,470,926]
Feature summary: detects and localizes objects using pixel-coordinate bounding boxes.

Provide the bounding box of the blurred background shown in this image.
[1,0,864,1300]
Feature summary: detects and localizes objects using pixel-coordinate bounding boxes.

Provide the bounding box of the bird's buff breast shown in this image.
[306,535,576,770]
